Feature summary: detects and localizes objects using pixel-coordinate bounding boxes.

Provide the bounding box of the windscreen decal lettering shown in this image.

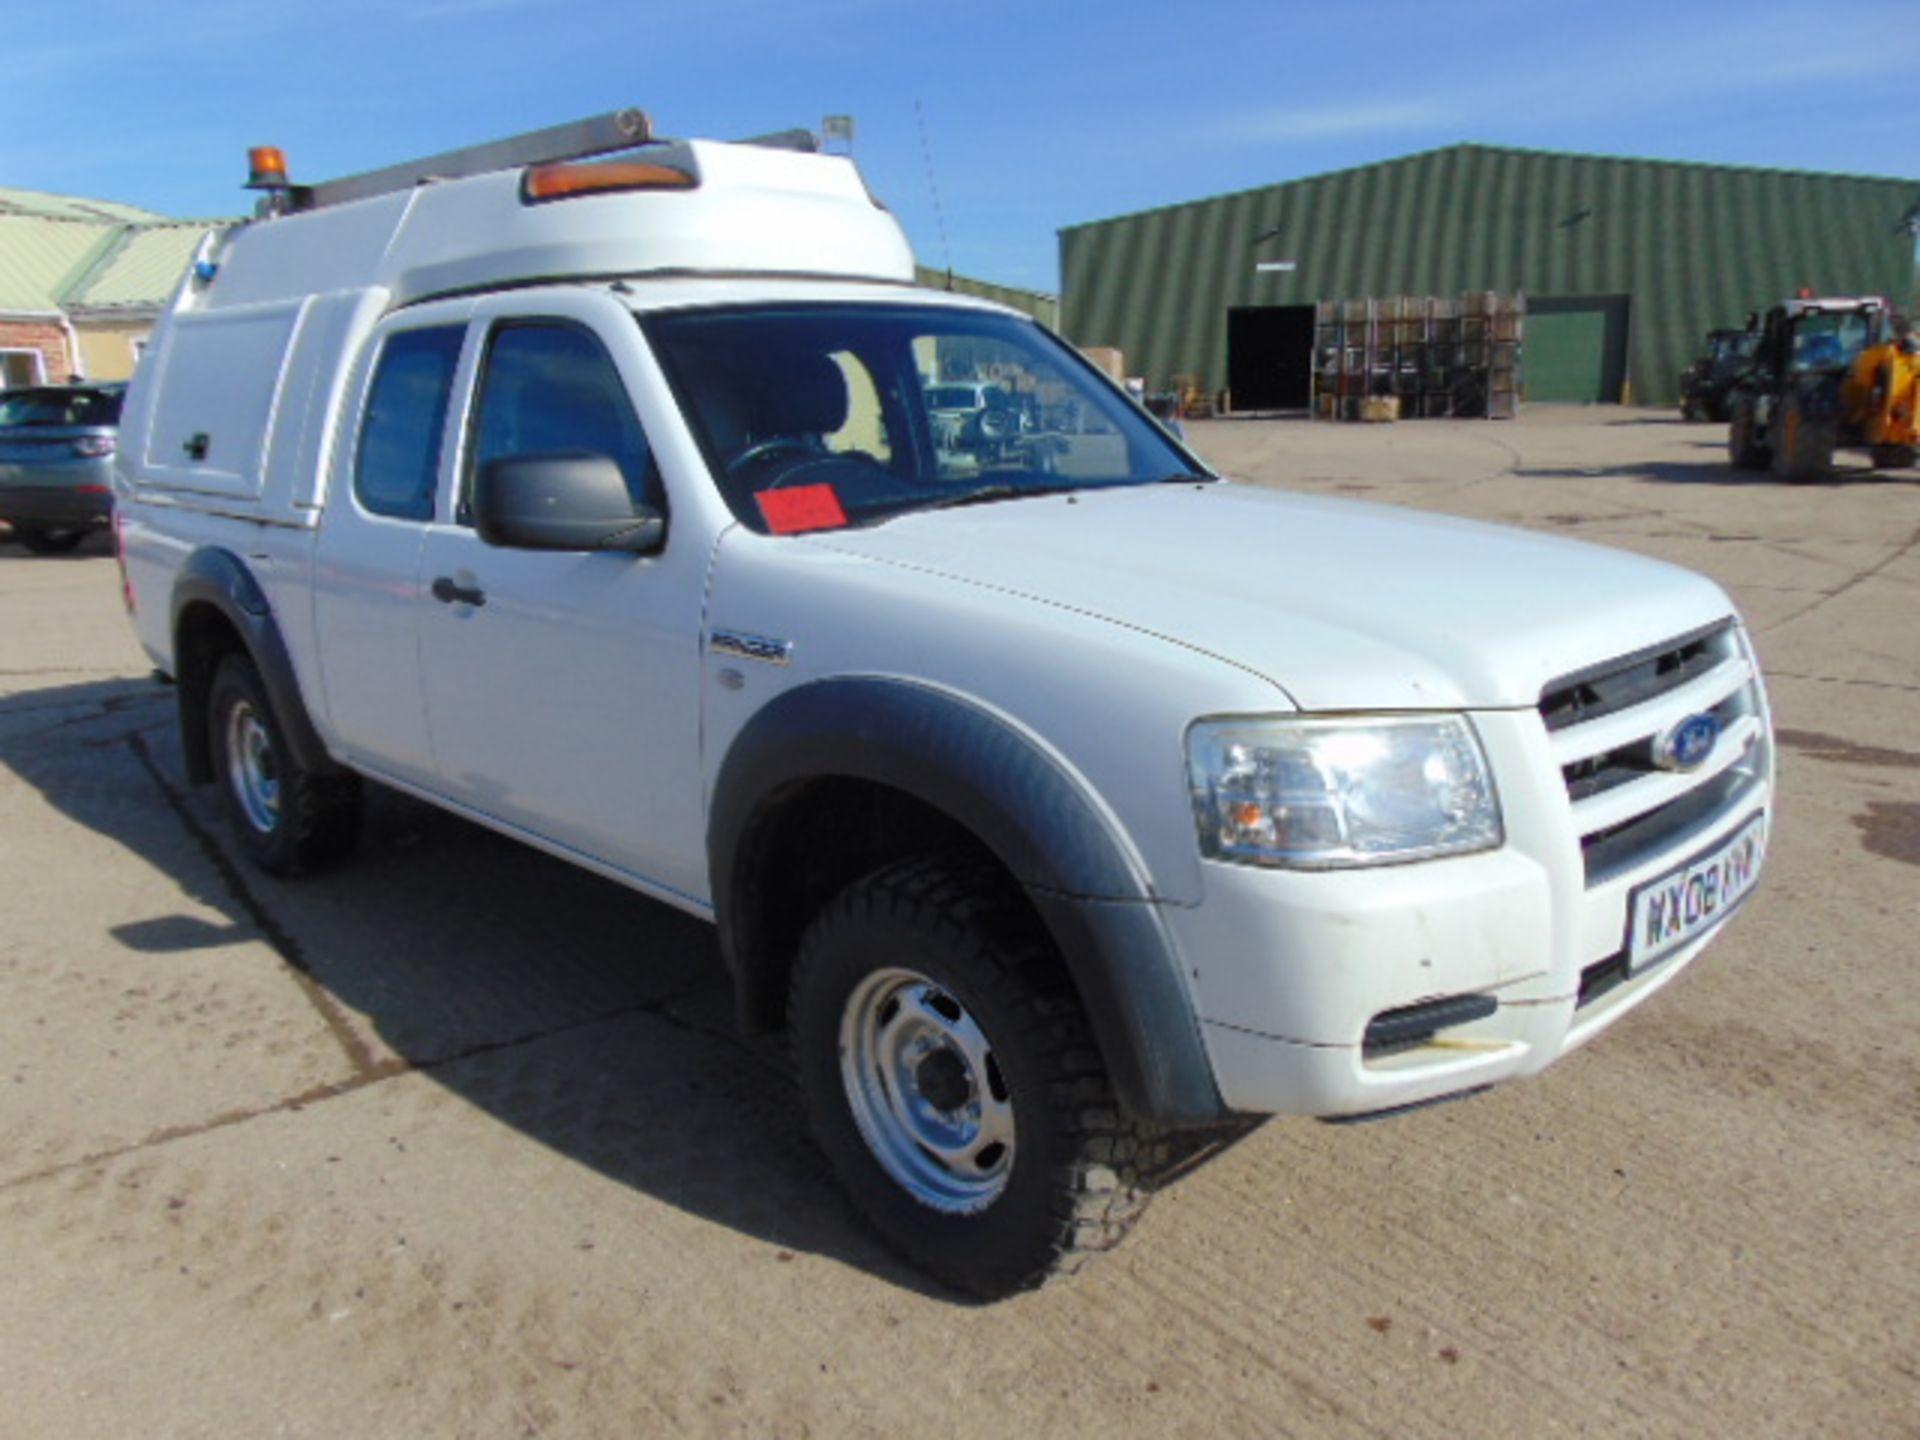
[757,484,848,535]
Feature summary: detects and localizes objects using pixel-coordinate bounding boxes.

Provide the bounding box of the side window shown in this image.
[468,322,658,516]
[355,326,464,521]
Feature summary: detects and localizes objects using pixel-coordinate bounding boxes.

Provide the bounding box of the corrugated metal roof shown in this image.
[1061,143,1920,405]
[63,224,212,311]
[0,185,165,224]
[0,215,118,311]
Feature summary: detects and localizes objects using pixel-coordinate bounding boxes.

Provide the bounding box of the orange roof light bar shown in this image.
[522,159,697,204]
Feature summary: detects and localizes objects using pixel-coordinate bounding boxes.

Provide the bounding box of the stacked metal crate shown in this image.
[1313,293,1524,419]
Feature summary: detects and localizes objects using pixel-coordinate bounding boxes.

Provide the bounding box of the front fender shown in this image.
[709,676,1226,1125]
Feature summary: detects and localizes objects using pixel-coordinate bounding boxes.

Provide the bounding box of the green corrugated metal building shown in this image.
[916,265,1058,331]
[1060,143,1920,408]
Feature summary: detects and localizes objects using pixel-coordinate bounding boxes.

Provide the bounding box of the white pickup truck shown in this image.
[114,112,1773,1296]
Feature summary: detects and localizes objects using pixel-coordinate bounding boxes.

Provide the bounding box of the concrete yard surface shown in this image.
[0,407,1915,1437]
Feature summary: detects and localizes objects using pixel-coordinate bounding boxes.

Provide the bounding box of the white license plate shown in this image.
[1628,813,1767,972]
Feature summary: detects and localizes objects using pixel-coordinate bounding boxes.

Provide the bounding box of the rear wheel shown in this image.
[208,653,361,875]
[791,856,1168,1298]
[1869,444,1916,471]
[14,527,85,554]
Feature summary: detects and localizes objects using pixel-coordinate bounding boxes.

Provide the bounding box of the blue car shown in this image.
[0,383,125,554]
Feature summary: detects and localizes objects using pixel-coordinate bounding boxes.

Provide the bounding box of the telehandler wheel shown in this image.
[208,653,363,876]
[1770,402,1834,483]
[1728,402,1771,471]
[790,855,1169,1299]
[1868,444,1916,471]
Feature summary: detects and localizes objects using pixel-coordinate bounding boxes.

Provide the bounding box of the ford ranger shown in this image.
[114,112,1774,1296]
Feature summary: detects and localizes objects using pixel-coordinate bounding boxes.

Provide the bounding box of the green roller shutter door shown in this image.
[1527,308,1609,401]
[1527,295,1631,403]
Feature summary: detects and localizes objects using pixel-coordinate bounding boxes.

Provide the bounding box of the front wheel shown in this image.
[208,653,362,875]
[1869,443,1916,471]
[791,857,1167,1298]
[1771,399,1835,483]
[1728,399,1771,471]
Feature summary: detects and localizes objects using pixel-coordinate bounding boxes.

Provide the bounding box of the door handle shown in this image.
[430,576,486,607]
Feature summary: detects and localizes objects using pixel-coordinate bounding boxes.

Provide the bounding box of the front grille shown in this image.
[1540,620,1770,887]
[1540,620,1730,733]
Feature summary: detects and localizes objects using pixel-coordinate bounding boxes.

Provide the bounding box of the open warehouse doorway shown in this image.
[1227,305,1315,410]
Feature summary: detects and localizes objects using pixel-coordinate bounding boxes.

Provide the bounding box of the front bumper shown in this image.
[1167,674,1773,1118]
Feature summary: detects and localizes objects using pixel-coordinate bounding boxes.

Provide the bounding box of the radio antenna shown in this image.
[914,98,954,289]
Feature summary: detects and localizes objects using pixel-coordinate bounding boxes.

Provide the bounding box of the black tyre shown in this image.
[1771,399,1835,483]
[1728,400,1771,471]
[791,856,1167,1298]
[1869,443,1916,471]
[15,527,85,555]
[208,653,362,876]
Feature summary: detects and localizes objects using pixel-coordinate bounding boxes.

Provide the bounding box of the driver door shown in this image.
[414,293,711,905]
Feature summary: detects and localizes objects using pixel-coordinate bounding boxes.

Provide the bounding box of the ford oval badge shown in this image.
[1655,713,1720,772]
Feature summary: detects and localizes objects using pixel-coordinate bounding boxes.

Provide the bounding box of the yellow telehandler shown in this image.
[1728,298,1918,480]
[1840,313,1918,471]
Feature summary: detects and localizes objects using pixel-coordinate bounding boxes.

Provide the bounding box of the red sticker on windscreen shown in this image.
[757,484,848,534]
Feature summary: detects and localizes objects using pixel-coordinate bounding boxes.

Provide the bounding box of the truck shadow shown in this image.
[1511,458,1913,488]
[0,676,975,1297]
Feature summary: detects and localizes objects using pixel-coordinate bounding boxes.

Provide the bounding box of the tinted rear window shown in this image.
[0,388,124,427]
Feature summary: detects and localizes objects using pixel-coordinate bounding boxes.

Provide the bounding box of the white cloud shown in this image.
[1210,101,1458,143]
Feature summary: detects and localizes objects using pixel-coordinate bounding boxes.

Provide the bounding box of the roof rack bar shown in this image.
[733,128,821,154]
[301,108,654,211]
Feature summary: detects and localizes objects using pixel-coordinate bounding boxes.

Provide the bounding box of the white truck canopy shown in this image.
[193,130,916,313]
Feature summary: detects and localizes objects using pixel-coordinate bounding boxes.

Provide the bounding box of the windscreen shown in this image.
[1789,311,1874,374]
[641,303,1202,534]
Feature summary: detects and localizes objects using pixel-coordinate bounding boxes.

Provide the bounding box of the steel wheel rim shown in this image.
[226,699,280,834]
[839,966,1015,1214]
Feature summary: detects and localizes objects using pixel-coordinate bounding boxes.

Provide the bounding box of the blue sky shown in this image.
[9,0,1917,294]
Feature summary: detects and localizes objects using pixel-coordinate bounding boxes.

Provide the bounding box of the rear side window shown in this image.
[356,326,464,521]
[467,322,657,514]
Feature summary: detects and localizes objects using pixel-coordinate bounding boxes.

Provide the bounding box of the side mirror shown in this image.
[474,452,665,554]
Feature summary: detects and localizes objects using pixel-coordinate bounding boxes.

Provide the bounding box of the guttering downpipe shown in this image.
[60,314,84,380]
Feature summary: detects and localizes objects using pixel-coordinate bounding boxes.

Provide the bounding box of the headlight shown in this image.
[1187,715,1502,869]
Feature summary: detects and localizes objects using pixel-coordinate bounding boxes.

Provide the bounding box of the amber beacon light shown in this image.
[521,160,697,203]
[245,146,291,191]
